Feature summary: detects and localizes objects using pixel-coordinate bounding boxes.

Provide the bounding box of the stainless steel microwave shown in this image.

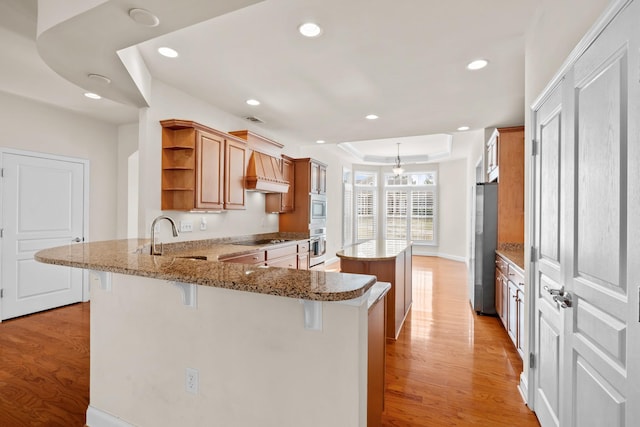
[309,194,326,224]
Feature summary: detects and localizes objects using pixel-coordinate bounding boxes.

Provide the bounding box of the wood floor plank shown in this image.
[0,302,89,427]
[380,256,539,426]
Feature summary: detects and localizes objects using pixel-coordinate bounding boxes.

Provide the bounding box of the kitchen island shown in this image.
[337,240,412,339]
[36,236,383,427]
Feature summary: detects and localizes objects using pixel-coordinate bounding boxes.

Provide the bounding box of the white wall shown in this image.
[135,79,281,240]
[116,122,138,238]
[431,158,468,261]
[0,90,119,241]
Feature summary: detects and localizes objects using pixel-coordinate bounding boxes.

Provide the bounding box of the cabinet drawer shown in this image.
[266,254,298,269]
[266,244,297,260]
[508,266,525,288]
[297,241,309,253]
[495,255,509,275]
[220,251,265,265]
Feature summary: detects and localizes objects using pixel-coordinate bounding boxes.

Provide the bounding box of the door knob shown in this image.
[543,285,563,296]
[553,292,573,309]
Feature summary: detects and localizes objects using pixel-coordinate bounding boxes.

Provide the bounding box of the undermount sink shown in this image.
[176,255,208,260]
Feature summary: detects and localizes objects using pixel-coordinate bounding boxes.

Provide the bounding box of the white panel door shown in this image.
[1,152,85,320]
[532,1,640,425]
[565,2,640,424]
[532,82,564,427]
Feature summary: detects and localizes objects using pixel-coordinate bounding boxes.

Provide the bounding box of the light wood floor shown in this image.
[0,301,89,426]
[0,257,539,426]
[379,256,539,426]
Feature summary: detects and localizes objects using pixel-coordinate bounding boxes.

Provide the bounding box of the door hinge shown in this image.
[531,139,538,156]
[0,288,3,299]
[529,353,535,369]
[0,168,3,177]
[530,246,537,263]
[0,228,3,238]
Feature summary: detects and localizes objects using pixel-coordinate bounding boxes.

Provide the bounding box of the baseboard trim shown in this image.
[518,371,529,407]
[86,406,134,427]
[411,249,466,263]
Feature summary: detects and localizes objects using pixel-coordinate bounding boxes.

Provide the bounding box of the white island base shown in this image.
[86,272,369,427]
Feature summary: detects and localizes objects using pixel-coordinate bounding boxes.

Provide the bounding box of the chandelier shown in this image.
[392,142,404,175]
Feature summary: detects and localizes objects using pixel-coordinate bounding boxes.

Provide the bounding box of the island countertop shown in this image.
[35,238,377,302]
[336,239,412,261]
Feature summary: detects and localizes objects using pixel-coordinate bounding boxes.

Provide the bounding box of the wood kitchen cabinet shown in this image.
[219,240,309,270]
[265,155,295,213]
[495,253,525,358]
[297,240,309,270]
[161,119,246,211]
[338,242,412,340]
[279,158,328,233]
[367,286,387,427]
[486,126,525,245]
[310,160,327,194]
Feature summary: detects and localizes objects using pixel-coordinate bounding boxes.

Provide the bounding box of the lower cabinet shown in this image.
[220,240,309,270]
[367,290,386,427]
[495,253,525,358]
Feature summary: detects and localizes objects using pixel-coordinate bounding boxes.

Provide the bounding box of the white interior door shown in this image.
[1,151,85,320]
[532,82,564,427]
[532,1,640,425]
[565,2,640,424]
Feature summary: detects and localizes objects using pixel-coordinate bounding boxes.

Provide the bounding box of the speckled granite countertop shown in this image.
[35,235,377,302]
[336,239,411,261]
[496,243,525,271]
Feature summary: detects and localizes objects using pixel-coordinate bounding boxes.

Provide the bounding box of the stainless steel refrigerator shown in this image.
[469,182,498,315]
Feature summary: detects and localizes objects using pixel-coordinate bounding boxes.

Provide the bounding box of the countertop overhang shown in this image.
[336,239,412,261]
[35,239,376,302]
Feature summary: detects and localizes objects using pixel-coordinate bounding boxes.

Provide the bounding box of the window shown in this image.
[344,169,437,245]
[384,172,437,244]
[354,171,377,241]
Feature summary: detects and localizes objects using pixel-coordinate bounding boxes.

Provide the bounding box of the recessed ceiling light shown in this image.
[298,22,322,37]
[87,73,111,85]
[128,8,160,27]
[316,140,326,144]
[457,126,470,131]
[467,59,488,70]
[84,92,101,100]
[365,114,379,120]
[158,47,179,58]
[246,99,260,106]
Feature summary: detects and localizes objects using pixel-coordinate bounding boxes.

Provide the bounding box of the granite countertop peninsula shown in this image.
[35,234,377,302]
[496,243,525,271]
[336,239,411,261]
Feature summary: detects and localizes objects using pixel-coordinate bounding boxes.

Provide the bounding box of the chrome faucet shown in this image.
[150,215,179,255]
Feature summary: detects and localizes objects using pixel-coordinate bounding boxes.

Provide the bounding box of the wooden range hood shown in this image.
[229,130,289,193]
[245,151,289,193]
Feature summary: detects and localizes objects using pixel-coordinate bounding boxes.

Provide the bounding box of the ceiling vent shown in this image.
[245,116,265,123]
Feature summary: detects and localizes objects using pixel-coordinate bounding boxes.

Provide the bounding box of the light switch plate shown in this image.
[179,220,193,232]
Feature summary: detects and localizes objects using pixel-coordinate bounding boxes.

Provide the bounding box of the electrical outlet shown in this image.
[179,220,193,232]
[185,368,199,394]
[200,217,207,231]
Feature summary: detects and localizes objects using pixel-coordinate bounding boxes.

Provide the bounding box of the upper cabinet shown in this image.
[310,160,327,195]
[161,119,246,211]
[265,155,295,213]
[486,126,525,244]
[278,158,327,233]
[486,130,499,182]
